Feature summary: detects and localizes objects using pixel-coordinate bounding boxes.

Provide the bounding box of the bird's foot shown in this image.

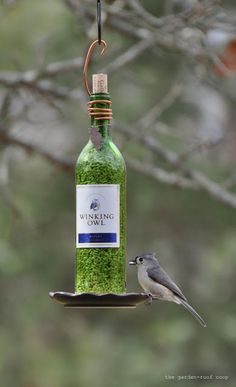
[145,293,153,306]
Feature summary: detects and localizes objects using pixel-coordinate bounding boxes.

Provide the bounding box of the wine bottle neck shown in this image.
[89,93,111,138]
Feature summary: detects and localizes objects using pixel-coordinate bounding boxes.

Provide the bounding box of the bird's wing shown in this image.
[147,266,187,301]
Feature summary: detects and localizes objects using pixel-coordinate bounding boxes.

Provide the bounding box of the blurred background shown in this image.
[0,0,236,386]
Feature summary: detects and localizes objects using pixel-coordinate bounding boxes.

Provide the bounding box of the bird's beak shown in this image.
[129,259,136,265]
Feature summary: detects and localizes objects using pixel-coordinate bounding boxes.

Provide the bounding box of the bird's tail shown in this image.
[178,298,207,327]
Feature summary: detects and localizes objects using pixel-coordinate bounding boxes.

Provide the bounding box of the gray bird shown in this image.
[129,253,206,327]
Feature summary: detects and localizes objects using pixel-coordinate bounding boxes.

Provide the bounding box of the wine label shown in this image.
[76,184,120,248]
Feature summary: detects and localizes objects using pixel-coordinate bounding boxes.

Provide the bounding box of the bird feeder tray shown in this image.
[49,291,151,308]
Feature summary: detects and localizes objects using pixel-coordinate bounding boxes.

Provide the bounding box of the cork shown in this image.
[92,73,108,93]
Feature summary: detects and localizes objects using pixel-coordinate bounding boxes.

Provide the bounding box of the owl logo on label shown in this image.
[90,198,100,211]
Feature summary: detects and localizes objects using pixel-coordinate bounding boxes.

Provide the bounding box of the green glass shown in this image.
[75,92,126,294]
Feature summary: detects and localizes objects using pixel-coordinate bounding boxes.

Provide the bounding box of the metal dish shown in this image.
[49,291,151,308]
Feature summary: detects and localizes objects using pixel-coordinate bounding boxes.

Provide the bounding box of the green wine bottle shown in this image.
[75,73,126,294]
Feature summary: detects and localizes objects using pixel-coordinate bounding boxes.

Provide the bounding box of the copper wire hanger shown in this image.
[83,40,112,121]
[83,39,107,96]
[83,0,112,121]
[83,0,105,95]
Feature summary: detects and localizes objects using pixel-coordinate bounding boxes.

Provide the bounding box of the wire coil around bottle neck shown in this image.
[87,99,112,121]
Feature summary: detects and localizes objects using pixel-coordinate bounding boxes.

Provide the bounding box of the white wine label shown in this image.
[76,184,120,248]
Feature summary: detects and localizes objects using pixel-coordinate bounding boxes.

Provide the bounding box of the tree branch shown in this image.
[126,156,197,189]
[114,121,236,209]
[0,132,74,173]
[1,0,236,212]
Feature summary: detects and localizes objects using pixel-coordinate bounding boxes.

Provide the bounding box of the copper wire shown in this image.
[83,40,112,121]
[88,99,112,121]
[83,39,107,96]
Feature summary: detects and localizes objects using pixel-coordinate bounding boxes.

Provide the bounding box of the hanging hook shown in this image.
[83,39,108,96]
[97,0,102,45]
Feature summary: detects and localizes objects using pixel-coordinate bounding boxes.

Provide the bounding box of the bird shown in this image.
[129,253,207,327]
[90,199,100,211]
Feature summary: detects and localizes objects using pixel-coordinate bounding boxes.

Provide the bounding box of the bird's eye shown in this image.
[139,258,143,263]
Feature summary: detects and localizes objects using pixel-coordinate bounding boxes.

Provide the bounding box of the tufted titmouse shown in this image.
[129,253,206,327]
